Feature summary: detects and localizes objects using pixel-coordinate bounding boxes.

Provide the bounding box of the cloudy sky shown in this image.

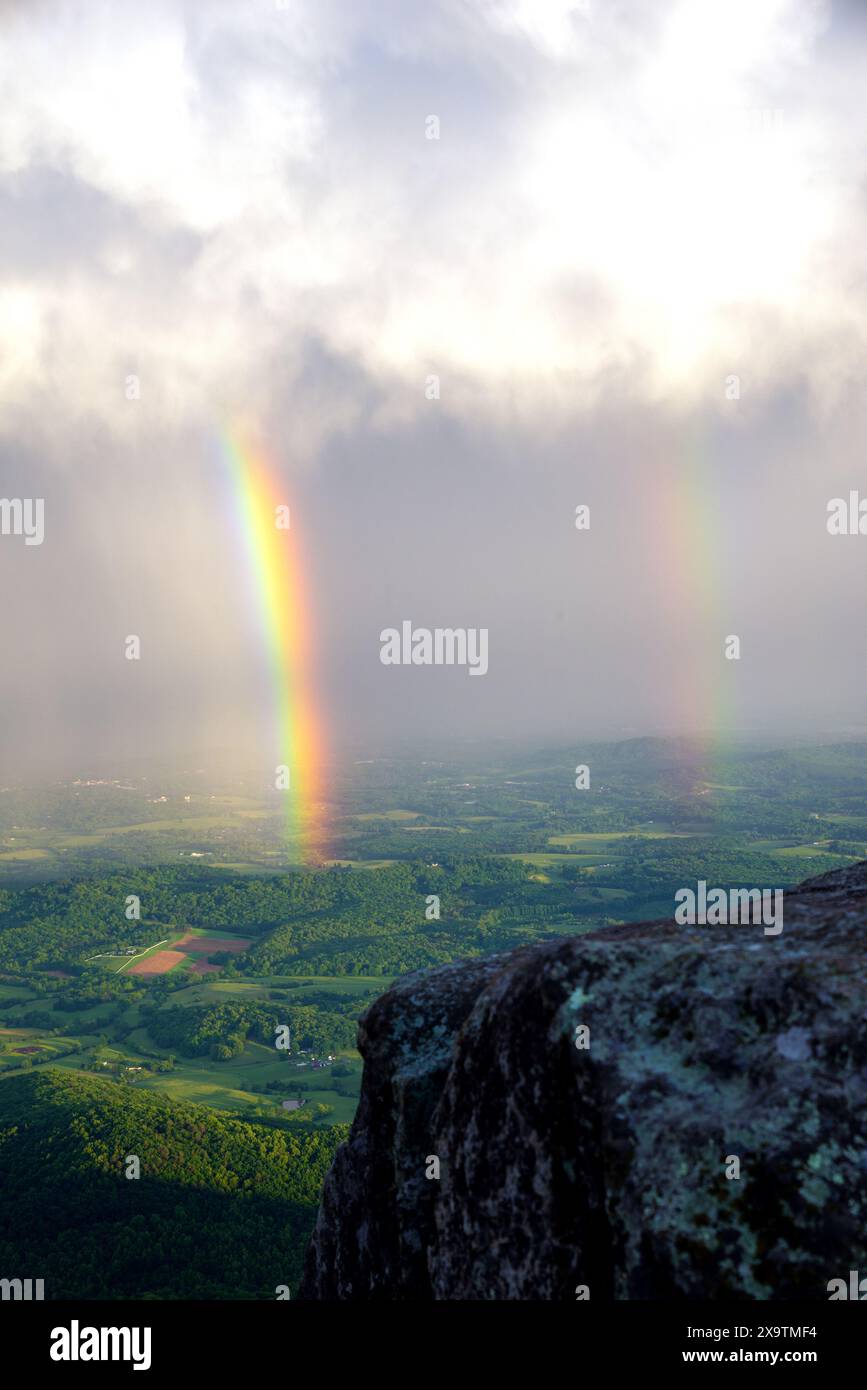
[1,0,866,780]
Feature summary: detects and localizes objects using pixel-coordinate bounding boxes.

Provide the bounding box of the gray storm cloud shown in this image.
[1,0,866,778]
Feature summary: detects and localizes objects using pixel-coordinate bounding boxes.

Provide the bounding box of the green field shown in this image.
[501,852,580,867]
[323,858,398,869]
[0,957,372,1122]
[1,1023,361,1124]
[116,1031,361,1123]
[53,813,281,847]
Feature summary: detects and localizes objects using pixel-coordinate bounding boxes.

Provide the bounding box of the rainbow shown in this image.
[221,426,325,861]
[648,418,734,806]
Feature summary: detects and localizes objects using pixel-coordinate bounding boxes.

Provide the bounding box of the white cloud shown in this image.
[0,0,863,446]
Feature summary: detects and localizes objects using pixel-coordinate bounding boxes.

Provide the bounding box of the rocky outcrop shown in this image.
[298,862,867,1300]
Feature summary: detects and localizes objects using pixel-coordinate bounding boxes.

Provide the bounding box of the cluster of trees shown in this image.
[144,1000,356,1060]
[241,857,553,975]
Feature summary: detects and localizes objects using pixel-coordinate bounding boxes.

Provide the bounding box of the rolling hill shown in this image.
[0,1069,345,1298]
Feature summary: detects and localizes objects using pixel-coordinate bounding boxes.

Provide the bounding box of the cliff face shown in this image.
[298,862,867,1300]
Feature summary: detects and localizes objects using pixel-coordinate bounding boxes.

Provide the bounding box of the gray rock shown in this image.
[298,861,867,1300]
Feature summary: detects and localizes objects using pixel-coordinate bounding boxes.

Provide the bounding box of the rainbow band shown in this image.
[221,427,324,860]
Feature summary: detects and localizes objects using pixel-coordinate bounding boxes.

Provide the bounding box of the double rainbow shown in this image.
[221,426,325,861]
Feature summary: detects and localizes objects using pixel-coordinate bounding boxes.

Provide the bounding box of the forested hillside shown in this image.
[0,1070,344,1298]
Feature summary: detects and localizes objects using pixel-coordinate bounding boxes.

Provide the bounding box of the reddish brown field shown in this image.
[172,933,252,954]
[189,960,222,975]
[128,949,187,975]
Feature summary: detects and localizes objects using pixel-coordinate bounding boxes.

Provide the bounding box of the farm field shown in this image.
[128,949,186,975]
[87,927,257,977]
[136,1062,359,1124]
